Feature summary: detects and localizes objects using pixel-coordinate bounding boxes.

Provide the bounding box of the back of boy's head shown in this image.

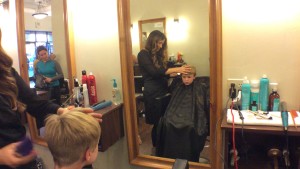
[44,111,101,167]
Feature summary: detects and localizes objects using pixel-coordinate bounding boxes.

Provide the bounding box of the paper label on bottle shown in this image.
[273,98,280,111]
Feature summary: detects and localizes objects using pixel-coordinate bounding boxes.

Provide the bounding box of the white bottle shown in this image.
[82,84,90,107]
[112,79,121,105]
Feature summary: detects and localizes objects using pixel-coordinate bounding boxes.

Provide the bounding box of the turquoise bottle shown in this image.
[259,74,269,111]
[241,77,251,110]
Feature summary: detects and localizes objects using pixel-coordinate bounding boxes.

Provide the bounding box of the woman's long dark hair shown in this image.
[144,30,168,68]
[0,28,25,112]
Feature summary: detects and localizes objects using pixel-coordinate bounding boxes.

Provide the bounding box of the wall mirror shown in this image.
[16,0,75,146]
[117,0,222,168]
[138,17,166,50]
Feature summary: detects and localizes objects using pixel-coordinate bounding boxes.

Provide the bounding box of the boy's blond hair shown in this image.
[44,111,101,166]
[187,66,196,76]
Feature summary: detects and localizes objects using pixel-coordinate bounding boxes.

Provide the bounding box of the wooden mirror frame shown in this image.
[138,17,166,50]
[15,0,76,146]
[117,0,223,168]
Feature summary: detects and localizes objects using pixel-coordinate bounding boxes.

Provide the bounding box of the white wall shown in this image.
[130,0,210,76]
[0,0,19,71]
[222,0,300,110]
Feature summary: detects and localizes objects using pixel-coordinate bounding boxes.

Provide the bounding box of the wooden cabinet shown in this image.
[96,104,124,152]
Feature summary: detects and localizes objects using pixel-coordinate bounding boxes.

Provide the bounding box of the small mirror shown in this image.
[138,18,166,49]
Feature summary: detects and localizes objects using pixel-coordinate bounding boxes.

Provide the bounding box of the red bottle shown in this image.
[88,72,98,105]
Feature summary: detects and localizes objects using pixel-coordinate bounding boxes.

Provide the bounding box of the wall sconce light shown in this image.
[32,1,48,20]
[174,18,179,23]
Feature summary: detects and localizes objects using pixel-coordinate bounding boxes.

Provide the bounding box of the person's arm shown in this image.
[50,60,64,81]
[165,65,191,75]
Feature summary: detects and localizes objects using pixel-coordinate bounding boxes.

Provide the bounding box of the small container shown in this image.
[269,83,280,111]
[250,80,260,107]
[112,79,121,105]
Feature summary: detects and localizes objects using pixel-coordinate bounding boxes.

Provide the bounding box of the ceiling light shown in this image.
[32,1,48,20]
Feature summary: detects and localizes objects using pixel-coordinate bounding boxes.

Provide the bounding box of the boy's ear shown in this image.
[84,148,92,162]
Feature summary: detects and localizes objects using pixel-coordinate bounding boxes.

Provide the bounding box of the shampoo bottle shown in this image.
[241,77,251,110]
[112,79,121,105]
[88,72,98,105]
[259,74,269,111]
[268,83,280,111]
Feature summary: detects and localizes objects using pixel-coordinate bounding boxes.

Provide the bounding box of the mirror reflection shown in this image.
[131,0,210,164]
[24,0,70,138]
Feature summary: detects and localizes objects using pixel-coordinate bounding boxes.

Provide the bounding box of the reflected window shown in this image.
[25,31,53,88]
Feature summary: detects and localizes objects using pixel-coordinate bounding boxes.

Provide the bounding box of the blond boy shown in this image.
[181,66,196,86]
[44,111,101,169]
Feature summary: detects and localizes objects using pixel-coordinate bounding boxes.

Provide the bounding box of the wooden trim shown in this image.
[15,0,29,84]
[118,0,222,168]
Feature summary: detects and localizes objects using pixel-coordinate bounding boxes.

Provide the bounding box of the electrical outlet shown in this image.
[227,78,244,97]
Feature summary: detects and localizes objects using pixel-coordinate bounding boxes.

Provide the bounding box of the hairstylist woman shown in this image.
[137,30,191,151]
[0,28,102,169]
[35,46,63,105]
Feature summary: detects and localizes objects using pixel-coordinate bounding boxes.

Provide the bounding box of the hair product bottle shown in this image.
[259,74,269,111]
[112,79,121,105]
[82,83,90,107]
[241,77,251,110]
[88,72,98,105]
[269,83,280,111]
[73,78,83,107]
[250,80,260,106]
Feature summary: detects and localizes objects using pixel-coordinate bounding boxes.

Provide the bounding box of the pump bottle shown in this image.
[82,84,90,107]
[259,74,269,111]
[269,83,280,111]
[112,79,121,105]
[88,72,98,105]
[241,77,251,110]
[73,78,83,107]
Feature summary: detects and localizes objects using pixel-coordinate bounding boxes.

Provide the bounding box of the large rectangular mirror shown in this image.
[16,0,75,146]
[131,0,211,165]
[117,0,223,168]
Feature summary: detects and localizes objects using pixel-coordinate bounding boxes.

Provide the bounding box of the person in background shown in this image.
[44,111,101,169]
[137,30,191,151]
[0,28,102,169]
[35,46,63,105]
[156,66,209,162]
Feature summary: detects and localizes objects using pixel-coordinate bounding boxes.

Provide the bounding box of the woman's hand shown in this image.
[57,106,103,122]
[0,142,37,167]
[177,65,191,74]
[44,77,52,83]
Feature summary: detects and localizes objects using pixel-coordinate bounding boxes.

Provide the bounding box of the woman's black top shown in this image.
[137,49,169,124]
[0,68,60,169]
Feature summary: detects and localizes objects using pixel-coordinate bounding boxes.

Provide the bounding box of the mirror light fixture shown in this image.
[32,1,48,20]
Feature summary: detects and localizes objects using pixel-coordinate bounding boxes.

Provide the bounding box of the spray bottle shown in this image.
[112,79,121,105]
[241,77,251,110]
[259,74,269,111]
[88,72,98,105]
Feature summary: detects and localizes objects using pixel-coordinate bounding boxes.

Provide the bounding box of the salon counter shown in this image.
[96,103,124,152]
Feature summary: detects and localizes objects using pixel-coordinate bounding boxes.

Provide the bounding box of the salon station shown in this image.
[1,0,300,168]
